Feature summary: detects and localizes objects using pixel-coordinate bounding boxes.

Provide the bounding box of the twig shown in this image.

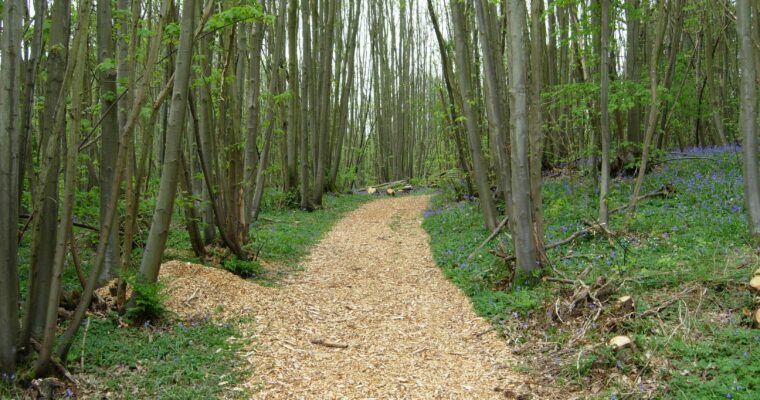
[468,216,510,259]
[310,338,349,349]
[80,318,90,370]
[18,214,100,232]
[609,185,675,214]
[638,284,699,318]
[183,287,201,307]
[67,218,87,289]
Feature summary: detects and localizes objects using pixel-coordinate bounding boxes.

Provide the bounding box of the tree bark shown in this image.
[507,0,539,273]
[599,0,612,224]
[98,0,121,285]
[738,0,760,238]
[0,0,23,376]
[450,0,499,231]
[136,0,196,284]
[625,0,668,226]
[34,0,90,374]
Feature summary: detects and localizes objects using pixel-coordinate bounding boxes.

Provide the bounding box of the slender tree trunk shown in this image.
[300,0,314,210]
[450,0,499,231]
[0,0,23,376]
[474,0,513,216]
[507,0,539,273]
[312,0,338,207]
[625,0,641,143]
[287,0,301,197]
[599,0,611,224]
[251,0,288,222]
[529,0,546,253]
[34,0,90,374]
[136,0,196,284]
[738,0,760,238]
[56,0,174,362]
[625,0,668,226]
[22,0,70,348]
[704,9,729,145]
[98,0,121,285]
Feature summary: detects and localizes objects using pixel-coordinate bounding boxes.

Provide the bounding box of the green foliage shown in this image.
[221,258,264,279]
[123,272,167,322]
[422,197,548,320]
[663,328,760,399]
[205,4,271,33]
[65,318,249,399]
[423,148,760,396]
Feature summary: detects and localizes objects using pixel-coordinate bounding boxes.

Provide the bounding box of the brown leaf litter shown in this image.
[153,196,563,399]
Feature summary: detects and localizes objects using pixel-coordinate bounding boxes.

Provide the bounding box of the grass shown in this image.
[422,146,760,398]
[5,191,374,398]
[67,318,249,399]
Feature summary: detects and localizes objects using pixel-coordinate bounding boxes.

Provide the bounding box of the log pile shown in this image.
[362,180,414,196]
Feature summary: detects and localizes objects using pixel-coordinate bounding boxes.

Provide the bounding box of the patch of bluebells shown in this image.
[673,144,741,156]
[1,371,15,383]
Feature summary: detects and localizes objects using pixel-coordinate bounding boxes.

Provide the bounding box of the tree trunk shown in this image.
[450,0,499,231]
[136,0,196,284]
[98,0,121,285]
[22,0,70,348]
[34,0,90,374]
[599,0,611,224]
[738,0,760,238]
[251,0,288,222]
[625,0,668,226]
[507,0,539,273]
[0,0,23,376]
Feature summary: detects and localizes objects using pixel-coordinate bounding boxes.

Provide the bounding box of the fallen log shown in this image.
[361,180,407,192]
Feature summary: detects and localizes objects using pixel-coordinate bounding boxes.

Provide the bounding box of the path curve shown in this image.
[245,195,537,399]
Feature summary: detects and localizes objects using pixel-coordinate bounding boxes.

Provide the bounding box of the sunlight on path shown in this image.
[242,196,541,399]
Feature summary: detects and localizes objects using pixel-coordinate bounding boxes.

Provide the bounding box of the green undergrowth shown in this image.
[67,318,249,399]
[423,146,760,399]
[164,192,374,285]
[8,191,374,398]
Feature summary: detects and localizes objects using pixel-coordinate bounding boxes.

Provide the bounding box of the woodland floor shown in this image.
[160,195,560,399]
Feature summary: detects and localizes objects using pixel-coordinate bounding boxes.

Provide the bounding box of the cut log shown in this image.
[608,335,632,349]
[755,308,760,328]
[386,188,396,196]
[367,187,377,194]
[750,276,760,292]
[616,296,635,314]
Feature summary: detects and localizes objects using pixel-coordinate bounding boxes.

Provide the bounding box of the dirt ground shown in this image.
[160,196,561,399]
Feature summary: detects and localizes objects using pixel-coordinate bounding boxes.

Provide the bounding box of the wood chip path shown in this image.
[160,196,558,398]
[245,195,554,399]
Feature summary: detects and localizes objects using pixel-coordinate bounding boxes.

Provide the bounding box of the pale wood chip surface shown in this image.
[158,196,557,399]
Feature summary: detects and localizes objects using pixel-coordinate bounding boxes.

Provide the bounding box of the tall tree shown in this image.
[98,0,122,284]
[599,0,612,224]
[136,0,197,284]
[507,0,540,273]
[625,0,668,225]
[450,0,499,231]
[737,0,760,238]
[0,0,23,377]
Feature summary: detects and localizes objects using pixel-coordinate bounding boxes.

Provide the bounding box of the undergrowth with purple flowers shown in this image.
[422,145,759,399]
